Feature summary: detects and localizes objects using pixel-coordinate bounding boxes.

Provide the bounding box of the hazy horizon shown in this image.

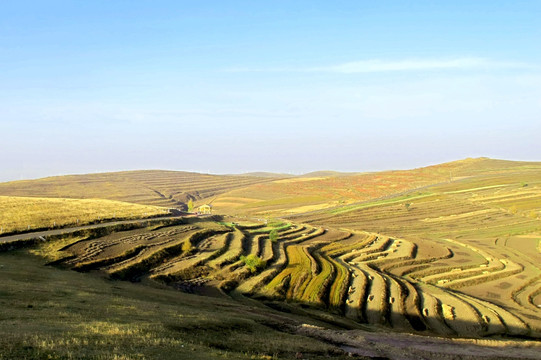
[1,156,539,183]
[2,1,540,182]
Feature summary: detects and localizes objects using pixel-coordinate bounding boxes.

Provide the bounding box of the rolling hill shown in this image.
[0,170,275,209]
[1,157,541,358]
[1,158,538,217]
[211,158,541,217]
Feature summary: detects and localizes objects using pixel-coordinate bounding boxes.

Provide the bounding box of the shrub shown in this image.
[269,229,279,243]
[240,254,266,273]
[182,239,193,253]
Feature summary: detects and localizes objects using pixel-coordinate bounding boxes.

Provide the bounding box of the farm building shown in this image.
[198,204,212,214]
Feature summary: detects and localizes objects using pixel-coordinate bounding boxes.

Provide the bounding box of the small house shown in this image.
[198,204,212,215]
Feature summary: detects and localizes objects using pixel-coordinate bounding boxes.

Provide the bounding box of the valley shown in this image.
[1,158,540,359]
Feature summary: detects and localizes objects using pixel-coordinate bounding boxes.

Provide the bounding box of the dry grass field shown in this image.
[0,196,170,235]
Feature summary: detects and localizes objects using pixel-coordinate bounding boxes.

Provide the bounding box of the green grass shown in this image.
[328,257,349,310]
[301,252,334,306]
[250,222,292,234]
[265,245,312,299]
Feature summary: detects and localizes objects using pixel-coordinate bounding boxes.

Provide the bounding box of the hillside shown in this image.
[240,172,294,178]
[4,243,540,359]
[299,171,361,177]
[1,158,541,358]
[212,158,541,217]
[0,196,170,235]
[0,246,343,359]
[1,158,538,217]
[0,170,274,209]
[291,169,541,335]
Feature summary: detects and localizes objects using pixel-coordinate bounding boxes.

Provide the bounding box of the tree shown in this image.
[269,229,279,243]
[187,199,194,213]
[404,203,412,211]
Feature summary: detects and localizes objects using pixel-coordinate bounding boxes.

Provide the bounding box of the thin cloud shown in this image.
[226,57,533,74]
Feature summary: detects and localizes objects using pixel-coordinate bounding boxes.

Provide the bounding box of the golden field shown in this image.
[0,196,169,235]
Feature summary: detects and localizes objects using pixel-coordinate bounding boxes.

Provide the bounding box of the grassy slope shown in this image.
[0,196,169,235]
[295,170,541,232]
[0,170,274,209]
[0,250,341,360]
[35,213,540,339]
[240,172,293,178]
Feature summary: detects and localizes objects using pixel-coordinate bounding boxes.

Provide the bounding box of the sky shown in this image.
[1,1,540,181]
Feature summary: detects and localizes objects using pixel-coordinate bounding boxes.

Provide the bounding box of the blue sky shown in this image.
[1,1,540,181]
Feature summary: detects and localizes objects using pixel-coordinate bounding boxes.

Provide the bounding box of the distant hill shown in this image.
[440,157,541,176]
[1,158,539,214]
[211,158,541,216]
[299,170,361,177]
[240,171,293,178]
[0,170,275,209]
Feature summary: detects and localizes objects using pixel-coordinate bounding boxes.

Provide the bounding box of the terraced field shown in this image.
[293,170,541,337]
[20,211,539,340]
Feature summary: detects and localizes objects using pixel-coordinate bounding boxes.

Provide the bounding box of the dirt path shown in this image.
[296,323,541,360]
